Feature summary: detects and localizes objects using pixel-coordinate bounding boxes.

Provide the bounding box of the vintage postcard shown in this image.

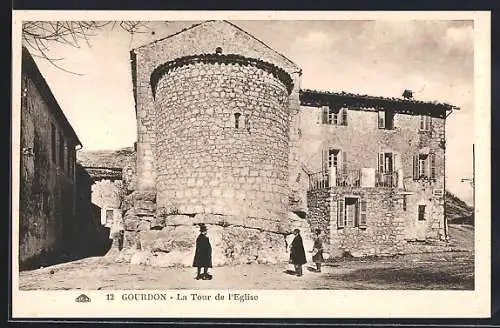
[10,10,491,319]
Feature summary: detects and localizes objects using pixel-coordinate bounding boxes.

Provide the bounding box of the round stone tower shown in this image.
[123,21,309,267]
[151,53,293,222]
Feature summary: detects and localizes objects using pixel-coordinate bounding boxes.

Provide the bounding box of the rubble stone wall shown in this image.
[153,59,291,224]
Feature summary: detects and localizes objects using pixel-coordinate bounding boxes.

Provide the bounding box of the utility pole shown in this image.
[460,144,475,219]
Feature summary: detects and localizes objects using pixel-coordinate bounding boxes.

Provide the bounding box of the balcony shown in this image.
[309,169,361,190]
[309,169,399,190]
[375,171,399,188]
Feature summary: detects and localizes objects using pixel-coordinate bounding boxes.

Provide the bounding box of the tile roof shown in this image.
[300,89,459,116]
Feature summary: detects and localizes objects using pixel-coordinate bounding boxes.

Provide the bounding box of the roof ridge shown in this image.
[300,88,459,110]
[131,20,300,70]
[21,46,83,147]
[131,20,214,51]
[220,20,299,70]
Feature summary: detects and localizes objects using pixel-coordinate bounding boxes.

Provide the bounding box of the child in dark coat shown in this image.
[311,228,325,272]
[193,224,212,280]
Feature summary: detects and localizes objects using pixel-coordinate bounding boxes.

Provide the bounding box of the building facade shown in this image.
[300,89,455,257]
[19,47,82,268]
[100,20,458,266]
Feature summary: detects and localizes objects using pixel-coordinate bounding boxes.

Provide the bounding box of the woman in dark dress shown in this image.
[289,228,307,277]
[193,224,212,280]
[312,228,325,272]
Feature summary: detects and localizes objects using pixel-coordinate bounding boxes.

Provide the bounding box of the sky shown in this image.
[24,20,475,205]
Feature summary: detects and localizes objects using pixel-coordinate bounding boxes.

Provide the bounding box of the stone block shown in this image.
[164,215,195,226]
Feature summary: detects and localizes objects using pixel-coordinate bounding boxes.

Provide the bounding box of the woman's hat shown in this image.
[293,228,300,234]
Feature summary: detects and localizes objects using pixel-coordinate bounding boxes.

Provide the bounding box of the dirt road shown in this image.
[18,250,474,290]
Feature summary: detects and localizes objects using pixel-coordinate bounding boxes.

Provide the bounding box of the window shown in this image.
[377,152,398,187]
[378,110,395,129]
[403,195,407,211]
[320,106,347,126]
[328,149,339,171]
[413,153,437,180]
[420,115,432,131]
[234,113,241,129]
[337,197,367,228]
[418,205,426,221]
[51,124,56,164]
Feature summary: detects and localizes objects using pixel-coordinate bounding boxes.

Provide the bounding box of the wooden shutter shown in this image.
[427,116,432,131]
[322,106,328,124]
[378,152,384,173]
[342,108,348,126]
[420,115,425,131]
[337,199,345,229]
[413,154,419,180]
[342,151,348,176]
[322,146,329,174]
[429,153,436,180]
[359,199,367,227]
[378,111,385,129]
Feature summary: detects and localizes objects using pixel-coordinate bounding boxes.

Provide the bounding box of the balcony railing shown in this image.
[309,172,330,190]
[375,171,399,188]
[309,169,361,190]
[309,169,399,190]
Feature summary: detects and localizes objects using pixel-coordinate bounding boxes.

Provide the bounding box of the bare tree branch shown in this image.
[22,21,157,75]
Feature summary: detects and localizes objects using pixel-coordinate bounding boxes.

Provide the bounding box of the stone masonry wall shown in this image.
[329,187,407,257]
[19,72,78,267]
[306,189,331,243]
[154,61,290,225]
[131,20,301,194]
[300,106,446,241]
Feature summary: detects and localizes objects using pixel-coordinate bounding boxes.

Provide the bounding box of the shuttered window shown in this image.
[337,199,345,229]
[318,106,348,126]
[413,153,437,180]
[420,115,432,131]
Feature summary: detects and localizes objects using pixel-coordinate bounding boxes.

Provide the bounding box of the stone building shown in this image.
[300,89,456,257]
[121,20,309,266]
[19,47,82,268]
[92,20,458,266]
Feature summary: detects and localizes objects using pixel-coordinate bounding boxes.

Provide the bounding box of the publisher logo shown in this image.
[75,294,91,303]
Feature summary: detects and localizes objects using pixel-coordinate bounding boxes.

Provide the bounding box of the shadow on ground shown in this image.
[323,266,474,290]
[19,237,113,271]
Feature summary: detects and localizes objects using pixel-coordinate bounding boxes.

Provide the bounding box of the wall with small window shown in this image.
[306,184,446,257]
[327,188,408,256]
